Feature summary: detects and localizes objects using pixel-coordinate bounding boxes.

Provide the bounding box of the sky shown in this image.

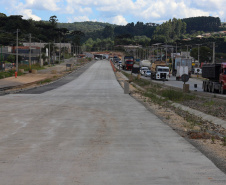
[0,0,225,25]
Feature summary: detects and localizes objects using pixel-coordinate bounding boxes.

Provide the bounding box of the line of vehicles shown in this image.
[111,55,226,94]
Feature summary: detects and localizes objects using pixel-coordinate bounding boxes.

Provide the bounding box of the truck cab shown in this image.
[155,66,170,80]
[122,56,134,70]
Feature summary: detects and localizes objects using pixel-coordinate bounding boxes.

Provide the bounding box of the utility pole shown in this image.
[40,40,42,66]
[196,44,201,67]
[59,37,61,63]
[212,42,215,64]
[16,29,19,72]
[48,43,50,65]
[29,33,31,72]
[185,45,189,59]
[165,44,168,63]
[1,45,2,70]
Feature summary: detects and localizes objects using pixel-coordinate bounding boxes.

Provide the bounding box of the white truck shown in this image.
[150,61,170,80]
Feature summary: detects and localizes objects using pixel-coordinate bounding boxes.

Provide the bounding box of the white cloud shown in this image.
[4,0,41,20]
[134,0,212,22]
[0,0,225,23]
[20,9,42,20]
[67,16,95,23]
[111,15,128,25]
[25,0,61,11]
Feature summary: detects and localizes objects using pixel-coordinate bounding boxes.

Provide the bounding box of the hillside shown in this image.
[58,21,116,33]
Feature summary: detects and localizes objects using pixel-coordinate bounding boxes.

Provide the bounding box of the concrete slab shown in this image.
[0,60,225,185]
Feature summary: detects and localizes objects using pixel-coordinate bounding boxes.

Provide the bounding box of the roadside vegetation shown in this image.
[0,70,23,79]
[19,64,45,71]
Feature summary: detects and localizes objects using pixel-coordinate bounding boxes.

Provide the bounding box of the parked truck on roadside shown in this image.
[122,56,134,70]
[172,58,192,77]
[150,61,170,80]
[202,63,226,94]
[176,66,189,81]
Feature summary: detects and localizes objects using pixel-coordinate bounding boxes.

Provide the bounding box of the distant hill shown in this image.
[182,16,221,33]
[58,21,116,33]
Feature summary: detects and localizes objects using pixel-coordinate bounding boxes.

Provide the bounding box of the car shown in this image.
[144,70,151,77]
[140,67,149,75]
[117,61,122,68]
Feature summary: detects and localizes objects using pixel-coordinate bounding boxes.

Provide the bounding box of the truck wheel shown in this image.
[208,85,212,93]
[203,83,207,92]
[220,86,225,94]
[211,86,215,93]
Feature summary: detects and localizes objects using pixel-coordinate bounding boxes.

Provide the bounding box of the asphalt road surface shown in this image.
[0,60,225,185]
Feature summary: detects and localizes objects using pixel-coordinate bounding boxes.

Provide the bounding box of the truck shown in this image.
[202,63,226,94]
[150,61,170,80]
[122,56,134,70]
[172,58,192,77]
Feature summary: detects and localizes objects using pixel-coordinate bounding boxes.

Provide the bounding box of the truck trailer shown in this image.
[202,63,226,94]
[172,58,192,77]
[139,60,151,68]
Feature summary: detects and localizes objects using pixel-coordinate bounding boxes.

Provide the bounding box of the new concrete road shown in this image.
[0,60,225,185]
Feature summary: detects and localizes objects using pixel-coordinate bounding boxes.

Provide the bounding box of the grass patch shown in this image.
[161,89,196,102]
[19,63,45,71]
[0,70,23,79]
[37,78,52,85]
[203,100,215,107]
[143,91,166,105]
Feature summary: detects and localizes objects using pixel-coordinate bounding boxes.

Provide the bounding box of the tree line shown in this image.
[0,13,225,53]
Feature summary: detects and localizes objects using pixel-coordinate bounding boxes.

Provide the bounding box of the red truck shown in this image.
[202,63,226,94]
[122,56,134,70]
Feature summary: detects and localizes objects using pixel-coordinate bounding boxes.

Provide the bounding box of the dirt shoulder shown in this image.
[115,71,226,174]
[0,58,90,94]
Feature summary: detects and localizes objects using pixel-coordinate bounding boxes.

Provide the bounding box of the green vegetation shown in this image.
[203,100,215,107]
[37,78,52,85]
[0,70,23,79]
[152,18,186,43]
[19,64,45,71]
[58,21,116,33]
[0,14,225,55]
[182,16,221,33]
[222,137,226,146]
[161,89,195,102]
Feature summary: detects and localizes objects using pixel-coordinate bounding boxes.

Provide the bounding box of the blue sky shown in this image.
[0,0,225,25]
